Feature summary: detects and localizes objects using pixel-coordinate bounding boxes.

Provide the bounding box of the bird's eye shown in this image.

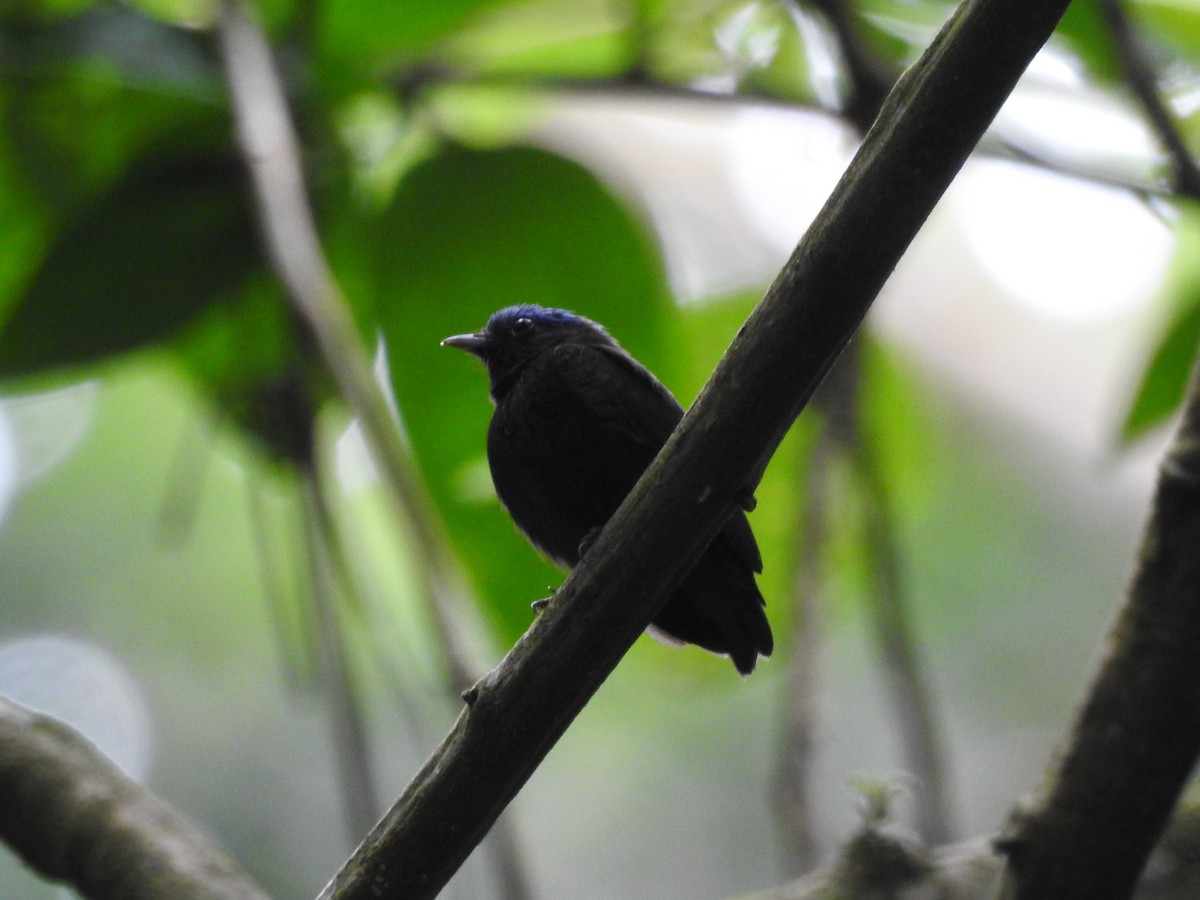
[513,317,534,336]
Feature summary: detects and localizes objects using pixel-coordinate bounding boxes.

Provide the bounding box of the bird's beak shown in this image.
[441,332,490,356]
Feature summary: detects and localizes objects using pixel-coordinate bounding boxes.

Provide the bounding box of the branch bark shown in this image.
[320,0,1073,896]
[996,306,1200,894]
[756,794,1200,899]
[0,696,269,900]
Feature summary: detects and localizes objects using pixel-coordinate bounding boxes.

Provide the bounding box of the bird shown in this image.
[442,304,773,675]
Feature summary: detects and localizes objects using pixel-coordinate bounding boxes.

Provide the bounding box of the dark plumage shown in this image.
[442,304,773,674]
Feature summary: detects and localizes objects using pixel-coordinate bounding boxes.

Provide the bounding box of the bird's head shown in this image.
[442,305,613,397]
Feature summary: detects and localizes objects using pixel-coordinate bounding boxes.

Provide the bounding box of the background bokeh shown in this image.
[1,0,1198,897]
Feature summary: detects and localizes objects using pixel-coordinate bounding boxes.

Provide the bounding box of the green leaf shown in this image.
[1120,294,1200,444]
[1,8,227,205]
[1120,208,1200,444]
[318,0,507,66]
[0,156,260,379]
[374,143,673,647]
[1053,1,1122,82]
[1132,0,1200,64]
[440,0,634,78]
[171,276,313,461]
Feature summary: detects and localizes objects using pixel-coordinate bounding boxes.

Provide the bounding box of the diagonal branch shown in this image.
[0,695,269,900]
[996,286,1200,895]
[1099,0,1200,201]
[319,0,1074,896]
[390,67,1180,202]
[213,0,475,689]
[214,5,533,898]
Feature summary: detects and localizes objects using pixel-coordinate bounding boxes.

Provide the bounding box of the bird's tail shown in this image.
[652,544,774,675]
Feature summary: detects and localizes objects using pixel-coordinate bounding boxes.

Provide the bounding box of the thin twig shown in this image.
[850,421,953,845]
[247,471,319,690]
[775,424,833,874]
[302,466,381,840]
[214,5,534,896]
[1099,0,1200,200]
[309,445,536,900]
[213,0,470,674]
[390,65,1182,202]
[793,0,895,132]
[780,0,953,849]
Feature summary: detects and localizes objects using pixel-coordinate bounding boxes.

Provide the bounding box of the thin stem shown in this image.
[215,6,533,895]
[794,0,894,132]
[302,466,381,841]
[775,424,833,874]
[389,66,1182,202]
[851,429,953,844]
[214,1,468,665]
[1100,0,1200,201]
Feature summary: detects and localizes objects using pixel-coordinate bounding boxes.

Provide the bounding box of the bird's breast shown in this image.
[485,361,660,567]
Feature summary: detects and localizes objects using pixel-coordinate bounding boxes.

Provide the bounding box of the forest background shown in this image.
[2,0,1200,897]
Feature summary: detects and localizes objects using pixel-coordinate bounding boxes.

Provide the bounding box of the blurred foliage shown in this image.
[0,0,1196,679]
[0,153,259,379]
[1121,207,1200,444]
[1,0,1200,892]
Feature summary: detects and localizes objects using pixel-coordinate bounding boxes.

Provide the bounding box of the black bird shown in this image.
[442,304,773,675]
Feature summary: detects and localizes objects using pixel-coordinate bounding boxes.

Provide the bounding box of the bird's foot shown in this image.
[736,491,757,512]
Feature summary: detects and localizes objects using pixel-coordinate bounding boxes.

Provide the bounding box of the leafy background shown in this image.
[1,0,1198,897]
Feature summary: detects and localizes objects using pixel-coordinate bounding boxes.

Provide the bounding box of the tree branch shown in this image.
[756,795,1200,899]
[391,66,1181,203]
[213,0,475,689]
[320,0,1073,896]
[302,464,381,840]
[215,5,533,897]
[1099,0,1200,201]
[996,303,1200,894]
[0,695,269,900]
[838,351,953,848]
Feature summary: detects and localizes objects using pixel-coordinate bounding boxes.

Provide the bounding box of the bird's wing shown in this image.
[590,344,684,447]
[589,344,764,575]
